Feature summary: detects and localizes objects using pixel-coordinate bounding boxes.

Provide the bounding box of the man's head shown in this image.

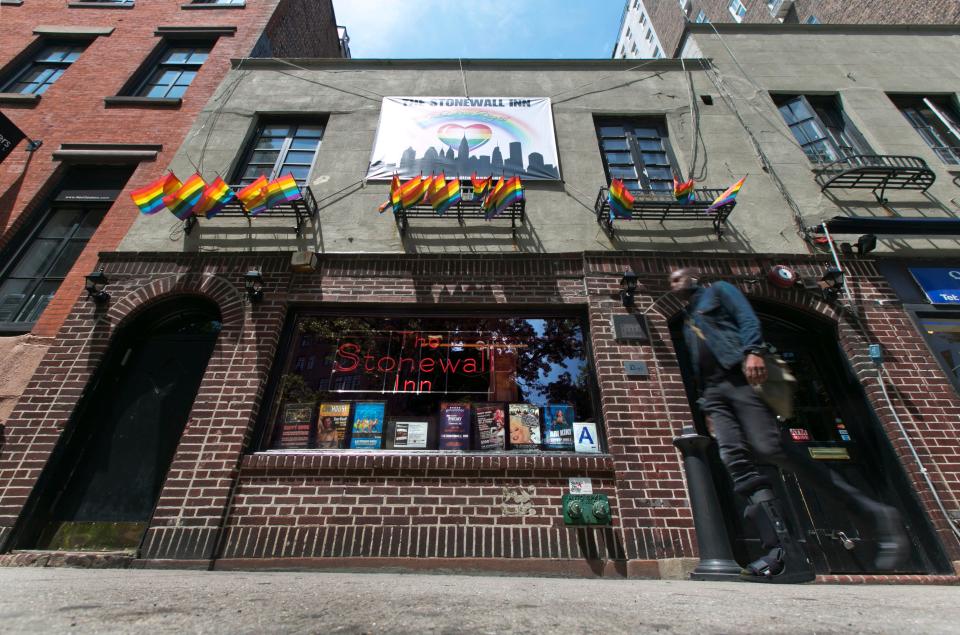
[669,267,700,298]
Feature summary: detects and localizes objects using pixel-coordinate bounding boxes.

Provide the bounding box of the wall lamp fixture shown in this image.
[620,271,638,308]
[84,268,109,303]
[244,269,264,302]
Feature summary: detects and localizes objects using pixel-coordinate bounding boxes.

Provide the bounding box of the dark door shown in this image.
[16,298,220,551]
[671,303,951,574]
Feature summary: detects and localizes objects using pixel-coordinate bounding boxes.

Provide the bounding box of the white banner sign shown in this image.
[366,97,560,181]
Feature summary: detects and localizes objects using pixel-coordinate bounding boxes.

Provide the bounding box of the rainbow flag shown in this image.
[421,174,440,206]
[378,174,401,214]
[471,172,491,199]
[238,175,270,216]
[130,172,181,215]
[487,176,523,220]
[194,176,236,219]
[706,176,746,214]
[163,173,206,220]
[265,173,302,209]
[673,176,695,205]
[431,173,462,216]
[608,179,635,220]
[481,176,505,216]
[399,175,428,210]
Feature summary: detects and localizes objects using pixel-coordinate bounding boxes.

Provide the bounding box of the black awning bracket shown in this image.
[594,187,736,240]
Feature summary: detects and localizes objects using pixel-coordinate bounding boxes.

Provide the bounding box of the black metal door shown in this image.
[20,299,220,551]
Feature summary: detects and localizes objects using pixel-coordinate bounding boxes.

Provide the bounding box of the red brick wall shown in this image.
[1,251,957,571]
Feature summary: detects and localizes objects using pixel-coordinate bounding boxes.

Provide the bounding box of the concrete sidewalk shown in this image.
[0,567,955,634]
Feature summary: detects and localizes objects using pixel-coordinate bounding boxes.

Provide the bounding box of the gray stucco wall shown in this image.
[121,30,960,256]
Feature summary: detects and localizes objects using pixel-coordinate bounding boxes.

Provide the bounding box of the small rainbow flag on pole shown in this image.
[673,176,695,205]
[194,176,236,219]
[163,173,207,220]
[238,175,270,216]
[130,172,181,215]
[706,176,746,214]
[399,175,428,210]
[608,179,635,220]
[430,173,462,216]
[487,176,523,220]
[471,172,491,199]
[481,176,505,216]
[265,173,302,209]
[378,174,401,213]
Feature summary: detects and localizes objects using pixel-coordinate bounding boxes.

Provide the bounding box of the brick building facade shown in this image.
[1,27,959,580]
[0,0,344,420]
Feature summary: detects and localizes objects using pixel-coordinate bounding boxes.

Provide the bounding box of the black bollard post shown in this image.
[673,424,743,581]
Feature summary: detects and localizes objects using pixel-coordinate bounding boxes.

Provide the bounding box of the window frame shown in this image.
[889,94,960,165]
[595,117,680,194]
[728,0,746,22]
[129,39,212,99]
[232,119,326,188]
[773,94,872,165]
[0,39,87,96]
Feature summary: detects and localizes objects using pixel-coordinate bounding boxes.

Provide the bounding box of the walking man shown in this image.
[670,267,908,582]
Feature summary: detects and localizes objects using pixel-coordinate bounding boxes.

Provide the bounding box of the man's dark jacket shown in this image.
[682,281,765,381]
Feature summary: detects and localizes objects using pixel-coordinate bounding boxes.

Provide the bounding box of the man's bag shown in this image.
[749,353,797,419]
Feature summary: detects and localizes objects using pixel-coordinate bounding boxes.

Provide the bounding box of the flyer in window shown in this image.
[542,404,575,451]
[349,401,385,449]
[316,402,351,449]
[573,422,600,453]
[393,419,430,449]
[438,402,471,451]
[475,403,506,451]
[276,402,313,449]
[508,403,541,450]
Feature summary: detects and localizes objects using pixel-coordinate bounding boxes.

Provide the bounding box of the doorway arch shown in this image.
[13,295,221,552]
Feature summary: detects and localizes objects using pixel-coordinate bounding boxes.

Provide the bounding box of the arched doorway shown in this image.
[13,296,221,552]
[670,299,951,574]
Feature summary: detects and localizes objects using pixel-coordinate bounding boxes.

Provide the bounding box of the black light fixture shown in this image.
[244,269,264,302]
[818,266,845,302]
[619,271,639,308]
[84,268,109,303]
[856,233,877,255]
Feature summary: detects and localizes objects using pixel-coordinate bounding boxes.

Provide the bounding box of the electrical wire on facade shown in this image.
[458,58,469,98]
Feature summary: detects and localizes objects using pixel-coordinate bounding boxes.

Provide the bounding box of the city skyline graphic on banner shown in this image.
[366,97,561,181]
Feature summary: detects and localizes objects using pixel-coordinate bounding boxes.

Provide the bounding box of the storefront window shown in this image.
[261,314,601,453]
[916,314,960,392]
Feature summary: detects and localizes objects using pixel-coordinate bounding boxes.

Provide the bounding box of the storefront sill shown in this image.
[242,451,616,477]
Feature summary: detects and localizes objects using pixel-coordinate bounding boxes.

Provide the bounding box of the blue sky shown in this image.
[331,0,626,59]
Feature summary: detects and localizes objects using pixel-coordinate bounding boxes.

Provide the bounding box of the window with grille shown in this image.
[0,41,87,96]
[234,121,325,187]
[595,118,676,193]
[773,95,871,164]
[134,42,210,99]
[889,95,960,165]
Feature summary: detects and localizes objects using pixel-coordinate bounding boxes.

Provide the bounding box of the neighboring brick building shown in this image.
[1,26,959,582]
[614,0,960,59]
[0,0,345,421]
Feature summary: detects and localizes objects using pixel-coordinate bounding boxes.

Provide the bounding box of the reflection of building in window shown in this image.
[918,316,960,391]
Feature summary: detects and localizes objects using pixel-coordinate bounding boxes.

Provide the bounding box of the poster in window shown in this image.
[316,402,351,449]
[277,402,313,449]
[542,404,575,451]
[438,402,471,451]
[474,403,506,451]
[392,419,430,449]
[509,403,541,450]
[573,422,600,454]
[349,401,386,449]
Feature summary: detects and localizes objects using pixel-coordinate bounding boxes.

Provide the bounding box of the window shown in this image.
[696,10,708,23]
[134,42,210,99]
[890,95,960,165]
[626,27,632,40]
[639,12,647,26]
[0,204,107,327]
[916,315,960,393]
[261,313,600,452]
[0,41,86,95]
[728,0,746,21]
[653,46,661,58]
[235,121,325,187]
[596,118,676,192]
[805,15,820,24]
[774,94,871,164]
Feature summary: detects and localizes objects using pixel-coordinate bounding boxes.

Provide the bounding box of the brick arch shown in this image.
[656,279,840,325]
[104,273,247,342]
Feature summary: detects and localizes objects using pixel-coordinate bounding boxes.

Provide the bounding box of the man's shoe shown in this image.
[740,547,816,584]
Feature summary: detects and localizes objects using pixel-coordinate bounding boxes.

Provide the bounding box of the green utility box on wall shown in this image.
[562,494,612,526]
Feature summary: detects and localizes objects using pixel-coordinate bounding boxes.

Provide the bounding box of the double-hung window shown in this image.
[235,121,325,187]
[774,95,871,164]
[134,42,210,99]
[596,118,676,193]
[728,0,746,22]
[889,95,960,165]
[0,41,86,96]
